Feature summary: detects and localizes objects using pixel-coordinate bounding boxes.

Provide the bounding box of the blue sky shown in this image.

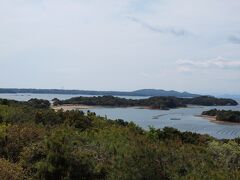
[0,0,240,95]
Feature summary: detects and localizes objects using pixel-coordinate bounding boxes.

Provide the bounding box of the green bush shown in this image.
[0,98,239,179]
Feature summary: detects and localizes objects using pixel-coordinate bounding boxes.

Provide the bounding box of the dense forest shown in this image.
[202,109,240,123]
[0,98,240,179]
[54,96,238,110]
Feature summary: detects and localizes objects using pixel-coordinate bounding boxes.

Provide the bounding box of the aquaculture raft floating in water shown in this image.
[170,118,181,120]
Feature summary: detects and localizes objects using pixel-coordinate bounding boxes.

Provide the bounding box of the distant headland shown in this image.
[0,88,200,98]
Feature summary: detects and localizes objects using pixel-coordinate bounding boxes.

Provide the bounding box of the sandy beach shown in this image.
[52,105,157,111]
[198,115,217,121]
[196,115,240,125]
[52,104,93,111]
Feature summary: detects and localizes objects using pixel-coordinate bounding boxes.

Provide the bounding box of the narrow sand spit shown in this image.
[52,104,93,111]
[198,115,217,121]
[196,115,240,125]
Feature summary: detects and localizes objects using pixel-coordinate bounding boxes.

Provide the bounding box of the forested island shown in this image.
[0,98,240,179]
[202,109,240,123]
[53,96,238,110]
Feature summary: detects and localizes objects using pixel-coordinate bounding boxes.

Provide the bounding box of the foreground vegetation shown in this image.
[0,98,240,179]
[202,109,240,123]
[53,95,238,110]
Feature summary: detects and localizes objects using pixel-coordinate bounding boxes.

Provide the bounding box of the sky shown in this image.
[0,0,240,95]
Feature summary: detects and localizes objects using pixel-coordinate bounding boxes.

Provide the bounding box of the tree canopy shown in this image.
[202,109,240,123]
[0,98,239,179]
[53,95,238,110]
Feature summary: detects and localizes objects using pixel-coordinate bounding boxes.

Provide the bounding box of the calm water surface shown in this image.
[85,103,240,139]
[1,93,240,139]
[0,93,147,101]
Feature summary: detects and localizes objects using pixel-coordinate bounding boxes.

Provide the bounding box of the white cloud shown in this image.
[177,57,240,70]
[0,0,240,94]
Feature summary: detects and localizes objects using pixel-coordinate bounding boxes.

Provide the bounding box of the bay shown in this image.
[1,93,240,139]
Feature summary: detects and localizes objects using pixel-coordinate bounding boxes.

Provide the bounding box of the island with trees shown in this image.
[202,109,240,123]
[0,98,240,179]
[53,95,238,110]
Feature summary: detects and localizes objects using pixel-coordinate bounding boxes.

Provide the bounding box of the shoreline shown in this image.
[52,104,182,111]
[52,104,152,111]
[52,104,169,111]
[196,115,240,125]
[52,104,94,111]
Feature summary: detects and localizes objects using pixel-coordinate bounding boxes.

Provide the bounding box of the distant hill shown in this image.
[0,88,200,98]
[131,89,199,97]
